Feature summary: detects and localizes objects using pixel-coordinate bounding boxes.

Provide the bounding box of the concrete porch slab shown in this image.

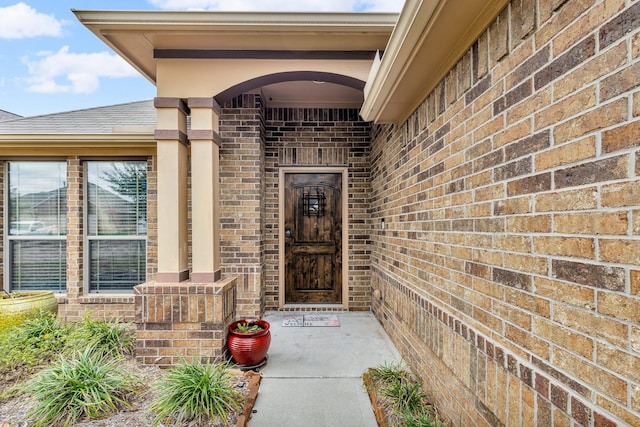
[248,311,402,426]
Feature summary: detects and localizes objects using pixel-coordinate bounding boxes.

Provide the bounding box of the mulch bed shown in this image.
[0,361,261,427]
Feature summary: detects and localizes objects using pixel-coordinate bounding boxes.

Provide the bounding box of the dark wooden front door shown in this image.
[284,173,342,304]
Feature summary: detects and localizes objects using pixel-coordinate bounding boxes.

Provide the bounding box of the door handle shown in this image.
[285,228,293,238]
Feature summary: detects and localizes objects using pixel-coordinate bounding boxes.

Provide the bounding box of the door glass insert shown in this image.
[301,187,326,218]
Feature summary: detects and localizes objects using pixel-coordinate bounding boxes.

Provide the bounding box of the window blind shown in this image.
[7,162,67,292]
[86,161,147,292]
[89,240,145,292]
[10,241,66,292]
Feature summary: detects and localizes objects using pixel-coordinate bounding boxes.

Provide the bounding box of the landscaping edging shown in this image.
[236,370,262,427]
[362,369,388,427]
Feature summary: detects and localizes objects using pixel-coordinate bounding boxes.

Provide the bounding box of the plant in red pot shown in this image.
[227,319,271,368]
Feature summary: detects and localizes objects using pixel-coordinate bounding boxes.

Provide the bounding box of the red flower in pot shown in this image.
[227,319,271,367]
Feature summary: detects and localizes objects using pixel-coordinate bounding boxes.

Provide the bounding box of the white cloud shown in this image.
[0,3,62,39]
[148,0,404,12]
[22,46,140,94]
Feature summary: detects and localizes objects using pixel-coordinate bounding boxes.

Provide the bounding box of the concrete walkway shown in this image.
[248,311,402,427]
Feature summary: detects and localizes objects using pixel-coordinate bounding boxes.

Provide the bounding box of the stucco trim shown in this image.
[190,270,222,283]
[0,134,156,156]
[361,0,509,124]
[188,97,222,115]
[73,10,398,84]
[155,49,378,60]
[187,130,221,146]
[0,134,155,142]
[154,97,189,114]
[155,270,190,283]
[154,129,189,146]
[72,10,399,28]
[215,71,365,104]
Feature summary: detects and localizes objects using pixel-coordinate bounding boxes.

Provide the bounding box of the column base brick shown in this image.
[133,277,237,367]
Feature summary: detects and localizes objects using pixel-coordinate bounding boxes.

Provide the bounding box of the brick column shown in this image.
[64,157,83,320]
[134,277,237,366]
[154,97,190,282]
[145,157,158,279]
[220,95,266,318]
[135,97,237,366]
[188,97,222,282]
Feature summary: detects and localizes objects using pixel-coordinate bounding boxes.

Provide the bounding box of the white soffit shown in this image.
[361,0,509,124]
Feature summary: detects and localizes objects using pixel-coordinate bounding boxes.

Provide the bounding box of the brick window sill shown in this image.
[78,295,135,304]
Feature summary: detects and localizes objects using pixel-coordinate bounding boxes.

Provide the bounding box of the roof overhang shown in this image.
[361,0,509,124]
[73,10,398,85]
[0,133,156,157]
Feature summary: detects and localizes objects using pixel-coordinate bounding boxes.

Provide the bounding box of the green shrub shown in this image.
[0,313,69,377]
[0,314,25,332]
[150,360,242,426]
[28,349,141,427]
[70,316,135,357]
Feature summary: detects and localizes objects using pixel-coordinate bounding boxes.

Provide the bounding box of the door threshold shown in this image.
[280,304,348,312]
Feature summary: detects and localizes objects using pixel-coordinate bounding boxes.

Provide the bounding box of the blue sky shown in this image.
[0,0,404,118]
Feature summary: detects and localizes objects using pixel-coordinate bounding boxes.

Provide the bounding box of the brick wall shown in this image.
[134,277,237,367]
[219,96,372,311]
[370,0,640,425]
[146,155,158,280]
[220,94,267,318]
[61,157,83,321]
[264,107,372,310]
[64,157,83,310]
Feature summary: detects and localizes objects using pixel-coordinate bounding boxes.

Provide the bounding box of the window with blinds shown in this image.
[7,162,67,292]
[86,161,147,292]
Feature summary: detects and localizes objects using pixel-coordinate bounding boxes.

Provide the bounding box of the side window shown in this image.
[86,161,147,292]
[7,162,67,292]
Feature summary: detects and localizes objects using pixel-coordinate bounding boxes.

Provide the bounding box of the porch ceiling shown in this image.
[74,10,398,108]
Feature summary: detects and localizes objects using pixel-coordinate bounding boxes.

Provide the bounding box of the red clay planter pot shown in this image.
[227,319,271,367]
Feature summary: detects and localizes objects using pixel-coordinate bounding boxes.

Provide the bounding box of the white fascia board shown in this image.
[361,0,438,122]
[361,0,509,124]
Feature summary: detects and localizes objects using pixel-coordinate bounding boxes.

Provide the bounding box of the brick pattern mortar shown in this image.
[264,106,372,310]
[371,0,640,426]
[220,94,267,317]
[219,96,372,312]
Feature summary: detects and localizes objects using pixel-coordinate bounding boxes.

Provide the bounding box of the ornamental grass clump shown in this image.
[150,360,243,426]
[27,348,142,427]
[71,316,135,357]
[368,362,446,427]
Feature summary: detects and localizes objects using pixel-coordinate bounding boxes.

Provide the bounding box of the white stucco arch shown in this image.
[155,58,373,101]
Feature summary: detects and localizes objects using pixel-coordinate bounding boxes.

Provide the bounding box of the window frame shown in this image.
[4,161,67,293]
[83,160,148,294]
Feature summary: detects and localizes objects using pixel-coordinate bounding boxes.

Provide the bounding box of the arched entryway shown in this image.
[76,10,397,365]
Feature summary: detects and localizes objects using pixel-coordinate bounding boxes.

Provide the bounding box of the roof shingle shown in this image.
[0,109,22,122]
[0,100,155,134]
